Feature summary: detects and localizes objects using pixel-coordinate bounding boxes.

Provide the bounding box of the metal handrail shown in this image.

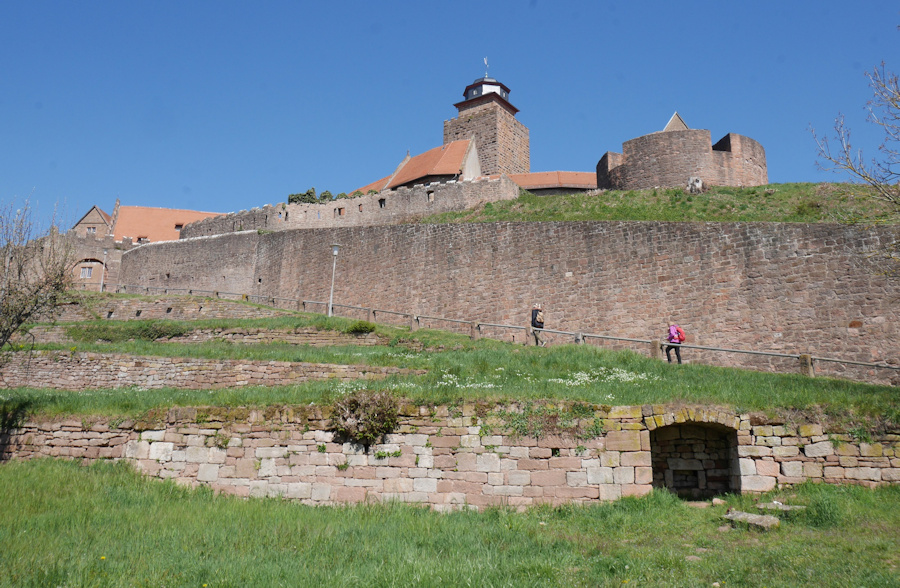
[478,322,526,331]
[372,309,411,317]
[105,284,899,374]
[417,315,473,325]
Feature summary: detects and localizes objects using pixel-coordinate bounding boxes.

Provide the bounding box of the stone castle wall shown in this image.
[46,295,290,323]
[597,130,767,190]
[14,325,385,347]
[180,176,519,239]
[0,351,416,390]
[3,404,897,508]
[118,221,900,385]
[68,233,134,292]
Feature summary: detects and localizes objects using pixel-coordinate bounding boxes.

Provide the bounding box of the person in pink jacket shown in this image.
[666,323,685,364]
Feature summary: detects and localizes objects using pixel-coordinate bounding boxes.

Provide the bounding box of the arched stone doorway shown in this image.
[650,422,739,499]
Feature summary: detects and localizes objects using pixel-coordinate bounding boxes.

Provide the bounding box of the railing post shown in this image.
[650,340,662,361]
[410,315,419,332]
[575,333,584,344]
[367,308,374,323]
[799,354,815,377]
[526,323,533,345]
[470,322,479,341]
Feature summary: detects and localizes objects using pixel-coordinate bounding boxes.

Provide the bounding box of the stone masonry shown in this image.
[118,221,900,385]
[15,326,386,347]
[180,176,520,239]
[0,351,420,390]
[3,404,897,509]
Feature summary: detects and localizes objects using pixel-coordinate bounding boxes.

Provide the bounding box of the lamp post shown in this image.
[328,243,340,317]
[99,248,108,293]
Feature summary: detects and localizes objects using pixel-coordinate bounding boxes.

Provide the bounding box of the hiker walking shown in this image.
[531,303,546,347]
[665,323,685,364]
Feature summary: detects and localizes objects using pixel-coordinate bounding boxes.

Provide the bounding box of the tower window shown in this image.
[379,198,386,209]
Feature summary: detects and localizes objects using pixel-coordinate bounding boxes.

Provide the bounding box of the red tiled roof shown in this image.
[351,141,471,194]
[503,172,598,190]
[114,206,221,242]
[353,175,393,195]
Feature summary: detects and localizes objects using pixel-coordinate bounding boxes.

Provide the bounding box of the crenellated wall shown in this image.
[118,221,900,385]
[180,176,519,239]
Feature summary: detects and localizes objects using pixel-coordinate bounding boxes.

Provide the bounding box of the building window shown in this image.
[175,224,183,231]
[86,226,96,234]
[359,204,363,213]
[379,198,386,209]
[80,267,92,279]
[137,236,149,244]
[428,191,435,203]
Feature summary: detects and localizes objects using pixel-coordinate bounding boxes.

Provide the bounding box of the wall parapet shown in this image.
[3,404,897,508]
[180,176,520,238]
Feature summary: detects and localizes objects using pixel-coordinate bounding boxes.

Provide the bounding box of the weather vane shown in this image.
[484,57,489,78]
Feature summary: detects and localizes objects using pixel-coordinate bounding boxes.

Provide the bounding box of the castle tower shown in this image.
[443,76,530,176]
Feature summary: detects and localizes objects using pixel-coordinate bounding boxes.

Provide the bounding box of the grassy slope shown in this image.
[0,459,897,587]
[4,316,898,432]
[418,183,897,224]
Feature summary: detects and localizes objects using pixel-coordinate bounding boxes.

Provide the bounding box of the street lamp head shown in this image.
[331,244,341,257]
[103,249,108,256]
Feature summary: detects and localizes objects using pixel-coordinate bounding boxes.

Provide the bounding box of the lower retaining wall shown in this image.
[2,404,897,508]
[17,326,385,347]
[0,351,418,390]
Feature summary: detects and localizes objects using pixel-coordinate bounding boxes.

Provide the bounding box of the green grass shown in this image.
[0,459,897,587]
[3,338,896,432]
[418,183,898,225]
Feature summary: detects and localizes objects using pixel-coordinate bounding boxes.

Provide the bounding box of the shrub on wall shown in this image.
[331,390,399,446]
[344,320,376,335]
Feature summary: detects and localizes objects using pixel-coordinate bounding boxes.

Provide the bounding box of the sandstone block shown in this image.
[613,466,635,485]
[804,441,834,458]
[741,475,776,492]
[606,431,641,452]
[597,484,621,501]
[634,467,652,485]
[756,460,780,477]
[781,461,803,477]
[587,466,614,485]
[621,451,651,467]
[197,464,219,482]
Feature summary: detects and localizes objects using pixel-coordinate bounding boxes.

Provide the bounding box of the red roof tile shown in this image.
[351,141,471,194]
[114,206,221,242]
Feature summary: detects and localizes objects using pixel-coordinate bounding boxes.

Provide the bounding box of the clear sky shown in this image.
[1,1,898,222]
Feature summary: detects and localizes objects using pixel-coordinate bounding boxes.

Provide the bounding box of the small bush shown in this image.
[345,320,376,335]
[332,390,399,446]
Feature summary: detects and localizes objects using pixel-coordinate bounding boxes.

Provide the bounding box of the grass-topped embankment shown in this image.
[1,459,897,587]
[4,320,897,433]
[419,183,898,224]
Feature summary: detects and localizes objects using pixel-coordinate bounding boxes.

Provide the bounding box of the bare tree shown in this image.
[813,62,900,273]
[0,198,73,350]
[814,63,900,208]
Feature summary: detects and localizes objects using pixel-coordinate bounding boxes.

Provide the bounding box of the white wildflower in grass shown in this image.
[332,380,368,395]
[548,368,657,387]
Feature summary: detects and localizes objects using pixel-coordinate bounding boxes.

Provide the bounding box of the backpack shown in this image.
[669,325,685,343]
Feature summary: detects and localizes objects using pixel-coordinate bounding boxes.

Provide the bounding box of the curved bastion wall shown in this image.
[597,131,767,190]
[119,221,900,384]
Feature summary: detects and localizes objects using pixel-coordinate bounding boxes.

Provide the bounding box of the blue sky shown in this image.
[1,1,898,222]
